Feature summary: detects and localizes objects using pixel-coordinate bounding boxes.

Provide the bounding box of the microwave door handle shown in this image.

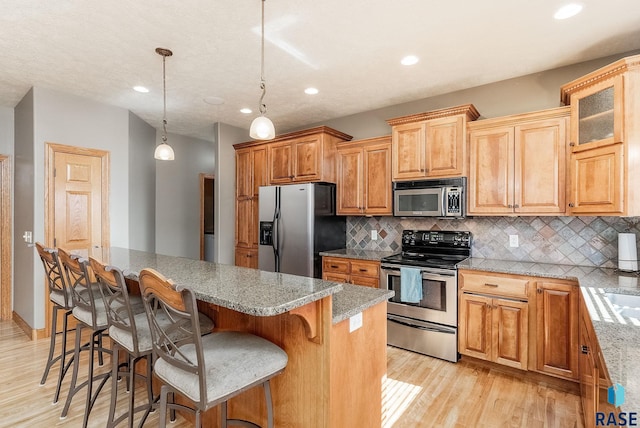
[442,188,448,217]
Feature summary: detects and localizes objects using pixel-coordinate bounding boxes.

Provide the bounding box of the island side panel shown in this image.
[196,296,333,428]
[329,300,387,427]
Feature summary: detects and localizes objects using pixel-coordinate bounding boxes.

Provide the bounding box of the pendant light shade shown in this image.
[250,114,275,140]
[250,0,275,140]
[154,47,175,160]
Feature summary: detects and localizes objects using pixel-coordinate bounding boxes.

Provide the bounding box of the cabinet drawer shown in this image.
[461,272,529,299]
[350,275,379,288]
[323,258,350,274]
[350,260,379,278]
[323,273,349,283]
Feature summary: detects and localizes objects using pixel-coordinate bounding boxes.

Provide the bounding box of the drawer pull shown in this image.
[358,268,368,272]
[484,283,499,287]
[330,265,339,269]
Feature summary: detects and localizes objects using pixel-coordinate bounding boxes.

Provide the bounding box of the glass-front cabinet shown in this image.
[561,55,639,215]
[571,76,623,151]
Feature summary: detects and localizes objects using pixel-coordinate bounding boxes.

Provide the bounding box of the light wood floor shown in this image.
[0,320,583,427]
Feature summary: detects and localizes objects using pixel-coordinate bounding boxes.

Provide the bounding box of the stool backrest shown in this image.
[35,242,71,308]
[58,248,100,328]
[90,257,142,352]
[138,268,207,407]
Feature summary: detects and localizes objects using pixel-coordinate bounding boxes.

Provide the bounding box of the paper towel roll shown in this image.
[618,232,638,272]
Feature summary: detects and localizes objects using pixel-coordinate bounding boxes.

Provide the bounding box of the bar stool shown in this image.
[58,248,111,428]
[138,268,288,428]
[36,242,75,404]
[89,257,152,428]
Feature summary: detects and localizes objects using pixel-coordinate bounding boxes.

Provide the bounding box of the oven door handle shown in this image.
[387,316,456,334]
[381,266,456,279]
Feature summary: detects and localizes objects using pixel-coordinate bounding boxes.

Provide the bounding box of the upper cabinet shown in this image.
[265,126,353,184]
[560,54,640,215]
[387,104,480,181]
[336,136,392,216]
[467,107,569,216]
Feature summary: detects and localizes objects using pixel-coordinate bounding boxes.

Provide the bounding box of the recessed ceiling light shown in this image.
[401,55,419,66]
[240,108,252,114]
[133,86,149,93]
[554,3,583,19]
[203,96,225,105]
[304,87,319,95]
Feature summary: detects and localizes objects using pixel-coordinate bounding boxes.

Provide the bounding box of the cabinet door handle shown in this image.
[581,345,589,354]
[569,142,576,147]
[484,283,499,287]
[507,204,513,208]
[568,203,575,208]
[537,288,542,294]
[514,204,519,208]
[289,175,294,179]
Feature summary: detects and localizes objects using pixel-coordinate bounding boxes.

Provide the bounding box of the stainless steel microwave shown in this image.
[393,177,466,218]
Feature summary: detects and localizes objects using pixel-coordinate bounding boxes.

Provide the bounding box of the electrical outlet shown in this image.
[371,230,378,240]
[349,312,363,332]
[509,234,519,248]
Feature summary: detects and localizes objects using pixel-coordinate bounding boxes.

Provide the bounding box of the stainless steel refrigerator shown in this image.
[258,182,345,278]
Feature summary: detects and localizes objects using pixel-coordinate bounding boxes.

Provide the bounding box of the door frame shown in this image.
[0,155,12,320]
[199,173,215,260]
[44,142,110,335]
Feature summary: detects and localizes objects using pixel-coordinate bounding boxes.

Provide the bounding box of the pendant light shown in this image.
[154,47,175,160]
[249,0,276,140]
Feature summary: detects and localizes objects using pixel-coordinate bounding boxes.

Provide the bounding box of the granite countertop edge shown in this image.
[457,257,640,412]
[319,248,396,261]
[332,283,394,324]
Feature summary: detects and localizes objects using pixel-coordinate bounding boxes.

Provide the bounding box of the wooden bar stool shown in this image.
[58,248,112,428]
[138,268,288,428]
[36,242,75,404]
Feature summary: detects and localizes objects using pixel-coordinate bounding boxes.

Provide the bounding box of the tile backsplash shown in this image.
[346,216,640,268]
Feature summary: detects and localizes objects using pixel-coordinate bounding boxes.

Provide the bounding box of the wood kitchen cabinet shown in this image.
[534,280,578,380]
[322,256,380,288]
[336,136,392,216]
[561,54,640,215]
[578,290,617,425]
[458,270,530,370]
[266,126,352,184]
[234,144,267,268]
[387,104,480,181]
[467,107,569,215]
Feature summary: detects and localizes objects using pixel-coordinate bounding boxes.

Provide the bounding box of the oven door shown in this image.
[393,187,444,217]
[381,264,457,327]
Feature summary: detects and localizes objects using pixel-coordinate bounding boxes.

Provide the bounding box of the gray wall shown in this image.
[15,87,132,329]
[215,123,246,265]
[298,50,640,140]
[0,107,14,154]
[155,132,215,259]
[13,90,35,324]
[128,112,156,252]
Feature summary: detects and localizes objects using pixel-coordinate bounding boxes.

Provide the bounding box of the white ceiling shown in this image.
[2,1,640,141]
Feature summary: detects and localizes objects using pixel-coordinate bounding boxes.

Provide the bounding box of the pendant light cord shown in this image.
[258,0,267,116]
[162,53,168,142]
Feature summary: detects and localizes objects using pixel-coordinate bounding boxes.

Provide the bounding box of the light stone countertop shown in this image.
[457,257,640,413]
[83,247,390,324]
[319,248,397,261]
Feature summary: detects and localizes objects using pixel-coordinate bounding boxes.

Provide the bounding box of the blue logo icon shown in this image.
[608,383,625,407]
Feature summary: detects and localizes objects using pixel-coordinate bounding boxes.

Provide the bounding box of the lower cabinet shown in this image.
[458,270,579,380]
[579,290,617,425]
[322,256,380,288]
[235,248,258,269]
[535,280,578,380]
[459,290,529,370]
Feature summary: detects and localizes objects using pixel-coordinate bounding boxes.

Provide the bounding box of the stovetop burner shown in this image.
[381,230,472,269]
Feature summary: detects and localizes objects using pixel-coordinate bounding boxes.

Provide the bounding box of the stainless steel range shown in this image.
[380,230,471,362]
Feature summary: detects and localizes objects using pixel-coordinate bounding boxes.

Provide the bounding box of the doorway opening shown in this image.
[200,174,215,261]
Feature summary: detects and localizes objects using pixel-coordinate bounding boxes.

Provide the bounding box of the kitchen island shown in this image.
[85,247,393,427]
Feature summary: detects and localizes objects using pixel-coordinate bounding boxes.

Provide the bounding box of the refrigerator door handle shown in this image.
[273,187,281,272]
